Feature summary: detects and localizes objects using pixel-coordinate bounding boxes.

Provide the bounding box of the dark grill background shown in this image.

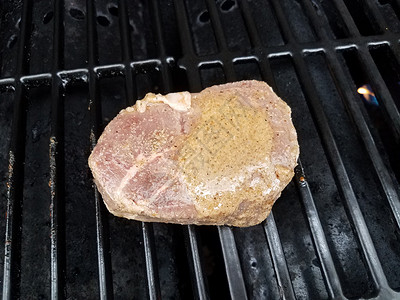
[1,0,400,299]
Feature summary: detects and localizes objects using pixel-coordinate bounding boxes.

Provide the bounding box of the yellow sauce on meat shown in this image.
[178,91,274,218]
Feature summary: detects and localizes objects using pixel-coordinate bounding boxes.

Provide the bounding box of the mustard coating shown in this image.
[178,92,274,218]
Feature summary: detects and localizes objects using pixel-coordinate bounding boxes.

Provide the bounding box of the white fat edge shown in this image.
[131,92,192,113]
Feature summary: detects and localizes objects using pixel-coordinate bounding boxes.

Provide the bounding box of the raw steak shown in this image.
[88,80,299,227]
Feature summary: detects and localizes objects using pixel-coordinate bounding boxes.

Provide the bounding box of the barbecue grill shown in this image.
[1,0,400,299]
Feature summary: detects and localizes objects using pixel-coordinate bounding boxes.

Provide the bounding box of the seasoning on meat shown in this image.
[88,80,299,227]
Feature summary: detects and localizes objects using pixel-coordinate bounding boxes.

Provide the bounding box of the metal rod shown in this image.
[86,1,113,299]
[361,0,390,33]
[356,47,400,140]
[173,0,202,92]
[236,3,296,296]
[124,2,175,299]
[299,0,400,231]
[203,0,236,81]
[298,0,400,243]
[50,0,65,298]
[218,227,248,300]
[204,0,228,52]
[326,43,400,241]
[117,0,135,105]
[330,0,360,37]
[267,0,297,45]
[1,33,399,88]
[2,1,32,299]
[185,225,209,300]
[142,223,161,300]
[171,2,209,298]
[268,0,393,296]
[173,3,246,298]
[172,0,196,56]
[292,51,395,296]
[263,213,296,300]
[237,0,262,48]
[149,0,171,92]
[118,18,161,300]
[116,3,161,298]
[294,163,344,299]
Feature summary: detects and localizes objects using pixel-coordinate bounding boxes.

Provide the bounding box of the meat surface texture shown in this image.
[88,80,299,227]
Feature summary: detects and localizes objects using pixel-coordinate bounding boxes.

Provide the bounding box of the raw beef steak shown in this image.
[88,80,299,227]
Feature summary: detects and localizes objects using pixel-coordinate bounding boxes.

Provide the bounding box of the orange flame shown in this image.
[357,84,378,106]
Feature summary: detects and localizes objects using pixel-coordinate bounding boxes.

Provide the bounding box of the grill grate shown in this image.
[0,0,400,299]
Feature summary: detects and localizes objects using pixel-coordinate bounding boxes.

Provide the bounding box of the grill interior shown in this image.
[1,0,400,299]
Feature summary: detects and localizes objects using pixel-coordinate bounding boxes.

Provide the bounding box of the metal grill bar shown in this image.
[260,79,297,299]
[2,94,23,300]
[86,2,113,299]
[173,0,195,57]
[291,52,393,297]
[172,0,202,89]
[267,0,399,298]
[116,4,163,298]
[331,0,361,37]
[49,0,65,298]
[197,2,250,298]
[357,47,400,140]
[303,50,399,297]
[329,48,400,225]
[185,225,209,300]
[204,0,236,80]
[294,2,399,296]
[390,42,400,69]
[237,0,262,49]
[263,214,296,300]
[149,0,171,92]
[299,0,400,233]
[294,47,400,297]
[0,0,399,298]
[264,49,343,300]
[217,227,248,300]
[235,4,298,298]
[294,163,344,299]
[116,3,161,299]
[172,0,212,298]
[362,0,391,32]
[2,1,32,299]
[204,0,228,52]
[237,1,342,296]
[142,223,161,300]
[127,2,185,300]
[324,51,400,300]
[117,0,135,104]
[1,31,399,90]
[0,79,14,92]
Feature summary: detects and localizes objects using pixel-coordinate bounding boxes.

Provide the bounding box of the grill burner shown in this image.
[1,0,400,299]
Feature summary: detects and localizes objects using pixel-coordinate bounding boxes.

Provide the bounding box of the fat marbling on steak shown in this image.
[88,80,299,227]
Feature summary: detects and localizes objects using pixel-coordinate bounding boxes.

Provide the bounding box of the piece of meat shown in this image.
[88,80,299,227]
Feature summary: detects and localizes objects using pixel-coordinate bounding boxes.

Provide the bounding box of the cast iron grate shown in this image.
[0,0,400,299]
